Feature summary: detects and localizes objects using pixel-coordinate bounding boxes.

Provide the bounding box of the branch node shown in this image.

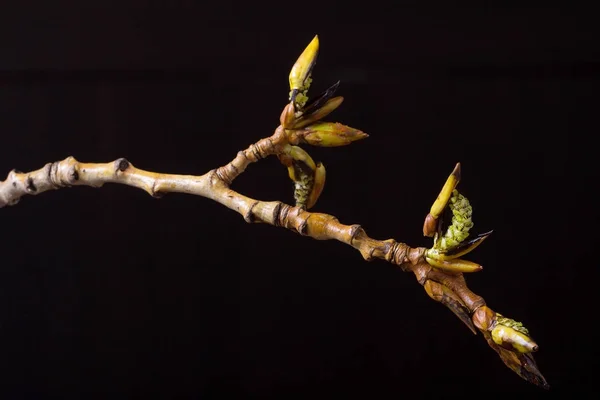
[277,203,292,228]
[26,177,37,193]
[471,298,486,311]
[408,247,427,265]
[49,161,64,187]
[8,170,19,185]
[366,247,376,261]
[70,167,79,182]
[394,242,407,262]
[349,224,363,242]
[243,201,259,223]
[116,158,130,172]
[297,213,310,235]
[150,180,165,199]
[413,262,433,285]
[272,202,283,227]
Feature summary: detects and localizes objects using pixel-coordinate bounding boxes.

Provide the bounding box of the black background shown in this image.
[1,3,597,399]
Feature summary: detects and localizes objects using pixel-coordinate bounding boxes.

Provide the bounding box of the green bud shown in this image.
[302,122,368,147]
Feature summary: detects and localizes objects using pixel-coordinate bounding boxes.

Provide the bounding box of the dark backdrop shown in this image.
[1,3,597,399]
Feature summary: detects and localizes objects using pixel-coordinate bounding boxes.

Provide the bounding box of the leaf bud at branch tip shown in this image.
[491,325,539,354]
[429,162,461,219]
[289,35,319,105]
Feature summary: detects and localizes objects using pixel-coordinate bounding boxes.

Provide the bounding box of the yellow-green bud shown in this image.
[302,122,368,147]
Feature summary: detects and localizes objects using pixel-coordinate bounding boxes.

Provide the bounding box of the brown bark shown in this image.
[0,124,548,389]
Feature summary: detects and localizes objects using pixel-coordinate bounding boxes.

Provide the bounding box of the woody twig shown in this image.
[0,35,548,389]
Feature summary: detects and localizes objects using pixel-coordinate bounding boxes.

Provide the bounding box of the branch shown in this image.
[1,35,548,390]
[0,129,548,390]
[0,129,425,270]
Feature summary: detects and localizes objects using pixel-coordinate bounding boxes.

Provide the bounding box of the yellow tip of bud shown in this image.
[289,35,319,92]
[429,162,461,218]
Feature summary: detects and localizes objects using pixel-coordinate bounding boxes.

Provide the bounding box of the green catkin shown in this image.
[435,190,474,252]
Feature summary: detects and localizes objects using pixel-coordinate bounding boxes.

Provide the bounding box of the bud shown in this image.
[429,230,492,261]
[289,35,319,103]
[302,122,368,147]
[430,163,461,219]
[423,213,438,237]
[283,145,326,210]
[424,280,477,334]
[280,103,296,128]
[423,279,443,302]
[442,230,491,259]
[491,325,538,354]
[288,145,316,171]
[286,164,297,181]
[307,162,326,209]
[425,256,483,273]
[298,80,339,113]
[472,305,496,331]
[293,96,344,128]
